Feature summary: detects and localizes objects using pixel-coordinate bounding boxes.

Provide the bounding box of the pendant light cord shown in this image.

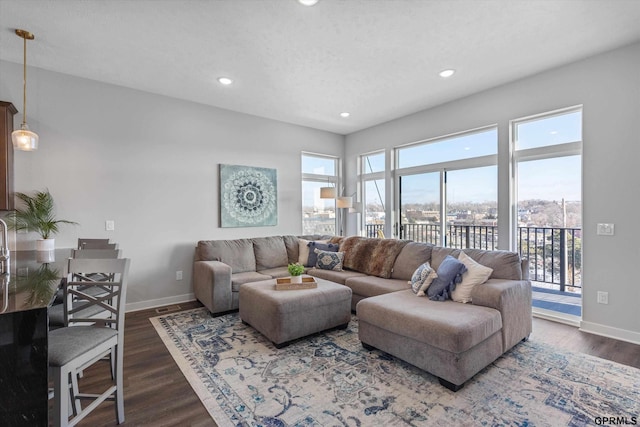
[22,34,27,126]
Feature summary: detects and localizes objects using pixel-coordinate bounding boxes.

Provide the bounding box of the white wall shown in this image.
[345,42,640,344]
[0,60,344,310]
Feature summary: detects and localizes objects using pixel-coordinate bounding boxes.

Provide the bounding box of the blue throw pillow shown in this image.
[307,241,339,267]
[427,255,467,301]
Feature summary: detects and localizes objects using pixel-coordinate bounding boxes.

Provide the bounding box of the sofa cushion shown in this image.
[391,242,433,280]
[462,248,523,280]
[427,255,466,301]
[307,241,338,267]
[451,252,493,303]
[257,266,290,279]
[430,246,461,270]
[356,290,503,354]
[197,239,256,273]
[231,271,272,292]
[341,236,410,279]
[315,249,344,271]
[307,268,367,285]
[345,275,410,299]
[410,262,438,296]
[253,236,289,271]
[282,235,300,264]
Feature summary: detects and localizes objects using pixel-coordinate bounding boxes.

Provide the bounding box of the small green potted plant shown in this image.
[287,262,305,284]
[8,189,78,251]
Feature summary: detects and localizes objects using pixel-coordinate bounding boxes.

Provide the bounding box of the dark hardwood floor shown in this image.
[65,301,640,426]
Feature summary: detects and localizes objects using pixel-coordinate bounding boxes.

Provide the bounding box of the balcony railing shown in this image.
[366,223,582,291]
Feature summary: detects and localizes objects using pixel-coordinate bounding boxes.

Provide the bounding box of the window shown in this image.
[360,151,386,237]
[396,127,498,248]
[512,107,582,292]
[301,153,338,235]
[362,152,385,174]
[398,129,497,169]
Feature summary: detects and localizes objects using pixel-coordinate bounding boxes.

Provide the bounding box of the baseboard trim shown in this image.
[579,321,640,346]
[532,307,581,327]
[126,293,196,313]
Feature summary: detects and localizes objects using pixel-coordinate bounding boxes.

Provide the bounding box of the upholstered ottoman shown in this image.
[239,277,352,348]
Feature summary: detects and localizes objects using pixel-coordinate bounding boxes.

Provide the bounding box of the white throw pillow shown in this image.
[451,251,494,303]
[297,239,310,265]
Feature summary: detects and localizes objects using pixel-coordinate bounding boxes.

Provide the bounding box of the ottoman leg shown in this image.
[362,342,375,351]
[274,341,290,349]
[438,377,464,392]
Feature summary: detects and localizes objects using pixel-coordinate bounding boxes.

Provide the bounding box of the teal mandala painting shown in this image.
[219,164,277,227]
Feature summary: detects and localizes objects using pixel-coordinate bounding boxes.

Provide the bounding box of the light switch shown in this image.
[105,220,115,231]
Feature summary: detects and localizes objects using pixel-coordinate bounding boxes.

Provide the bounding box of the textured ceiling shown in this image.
[1,0,640,135]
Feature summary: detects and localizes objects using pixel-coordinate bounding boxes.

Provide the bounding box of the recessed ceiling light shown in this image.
[439,69,456,78]
[340,112,350,118]
[298,0,319,5]
[217,77,233,85]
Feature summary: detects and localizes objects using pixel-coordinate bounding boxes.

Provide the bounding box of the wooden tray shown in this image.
[275,276,318,290]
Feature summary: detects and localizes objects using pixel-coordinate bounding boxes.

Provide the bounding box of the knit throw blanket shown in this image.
[341,236,410,278]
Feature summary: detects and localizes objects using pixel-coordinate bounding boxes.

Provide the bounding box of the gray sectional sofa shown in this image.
[193,234,532,391]
[193,234,333,314]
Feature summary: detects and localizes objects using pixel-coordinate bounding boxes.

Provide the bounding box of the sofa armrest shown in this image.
[193,260,233,314]
[471,279,532,352]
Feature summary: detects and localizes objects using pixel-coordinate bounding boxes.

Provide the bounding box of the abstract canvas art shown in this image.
[219,164,277,227]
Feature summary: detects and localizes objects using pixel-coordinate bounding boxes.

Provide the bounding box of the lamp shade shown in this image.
[320,187,336,199]
[337,196,353,209]
[12,124,38,151]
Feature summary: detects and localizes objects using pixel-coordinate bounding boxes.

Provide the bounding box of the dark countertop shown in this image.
[1,248,72,315]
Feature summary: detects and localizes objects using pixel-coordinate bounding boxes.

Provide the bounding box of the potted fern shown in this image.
[8,189,78,251]
[287,262,305,284]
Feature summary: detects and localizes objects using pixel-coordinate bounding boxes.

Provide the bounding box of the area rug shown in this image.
[150,308,640,427]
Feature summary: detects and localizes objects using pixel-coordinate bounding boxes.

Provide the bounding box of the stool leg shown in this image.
[52,366,70,427]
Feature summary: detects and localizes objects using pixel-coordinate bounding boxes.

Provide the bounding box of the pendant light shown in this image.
[11,29,38,151]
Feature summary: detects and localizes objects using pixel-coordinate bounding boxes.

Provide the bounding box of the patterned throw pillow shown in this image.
[307,241,339,267]
[409,262,438,296]
[314,248,344,271]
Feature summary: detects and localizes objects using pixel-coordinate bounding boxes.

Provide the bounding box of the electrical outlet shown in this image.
[596,223,614,236]
[176,270,183,281]
[597,291,609,304]
[105,220,115,231]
